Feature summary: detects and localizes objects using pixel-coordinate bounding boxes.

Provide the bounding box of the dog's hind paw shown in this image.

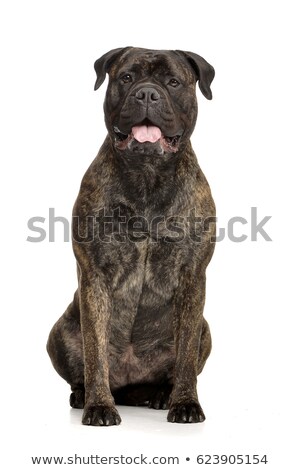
[82,405,121,426]
[148,383,172,410]
[70,389,85,409]
[167,402,205,423]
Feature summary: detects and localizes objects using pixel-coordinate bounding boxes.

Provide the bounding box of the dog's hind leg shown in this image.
[197,317,212,374]
[47,291,85,408]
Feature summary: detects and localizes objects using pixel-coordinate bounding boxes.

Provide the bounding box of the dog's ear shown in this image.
[176,50,215,100]
[94,47,132,90]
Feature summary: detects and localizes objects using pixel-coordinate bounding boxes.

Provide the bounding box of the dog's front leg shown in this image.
[78,268,121,426]
[168,265,207,424]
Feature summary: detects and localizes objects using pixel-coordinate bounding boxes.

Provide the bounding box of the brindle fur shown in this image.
[47,47,215,426]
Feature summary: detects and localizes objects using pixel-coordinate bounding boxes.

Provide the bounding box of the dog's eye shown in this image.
[168,78,180,88]
[121,74,132,84]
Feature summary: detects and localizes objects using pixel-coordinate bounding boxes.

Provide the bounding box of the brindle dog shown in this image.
[47,47,215,426]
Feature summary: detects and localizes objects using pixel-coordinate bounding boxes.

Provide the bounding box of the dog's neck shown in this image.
[102,136,195,211]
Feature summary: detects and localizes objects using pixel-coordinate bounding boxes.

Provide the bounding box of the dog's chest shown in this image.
[109,235,186,317]
[107,228,187,333]
[100,205,190,305]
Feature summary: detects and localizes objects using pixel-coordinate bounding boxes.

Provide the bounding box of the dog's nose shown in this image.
[135,87,160,104]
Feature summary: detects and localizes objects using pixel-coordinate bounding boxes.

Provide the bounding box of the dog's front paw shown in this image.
[167,402,205,423]
[82,405,121,426]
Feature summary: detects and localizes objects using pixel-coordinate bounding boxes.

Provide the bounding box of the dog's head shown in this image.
[94,47,214,157]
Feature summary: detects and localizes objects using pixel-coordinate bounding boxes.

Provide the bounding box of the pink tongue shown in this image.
[132,125,162,143]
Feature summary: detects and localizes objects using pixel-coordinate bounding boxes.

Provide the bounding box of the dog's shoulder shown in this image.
[72,136,114,217]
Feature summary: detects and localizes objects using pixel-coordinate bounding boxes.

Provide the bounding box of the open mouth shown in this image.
[113,121,182,153]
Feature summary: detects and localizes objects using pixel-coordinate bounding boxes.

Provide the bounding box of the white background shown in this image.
[1,1,299,468]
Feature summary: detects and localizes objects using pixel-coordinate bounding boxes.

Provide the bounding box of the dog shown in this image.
[47,47,215,426]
